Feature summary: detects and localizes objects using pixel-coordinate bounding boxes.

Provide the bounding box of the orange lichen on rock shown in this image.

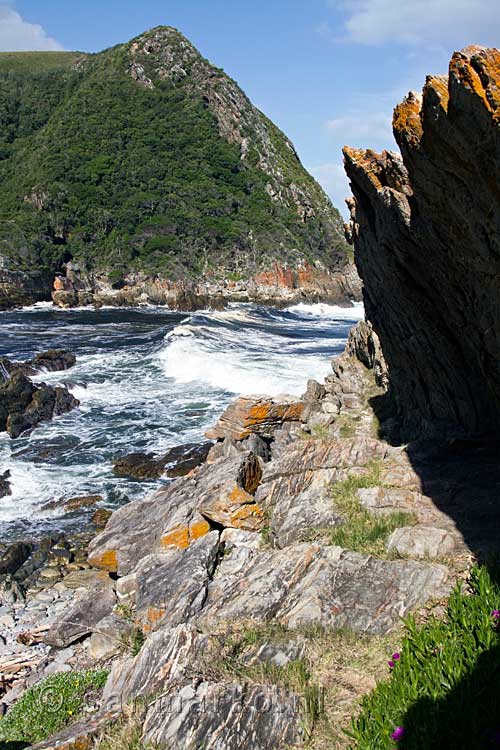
[450,50,491,110]
[160,518,211,550]
[206,395,306,440]
[393,92,423,147]
[189,518,211,540]
[160,526,190,550]
[228,485,254,505]
[140,606,166,633]
[230,503,264,531]
[87,548,118,573]
[468,47,500,118]
[343,147,385,191]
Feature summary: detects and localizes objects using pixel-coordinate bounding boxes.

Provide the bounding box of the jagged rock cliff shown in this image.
[344,46,500,439]
[0,27,358,309]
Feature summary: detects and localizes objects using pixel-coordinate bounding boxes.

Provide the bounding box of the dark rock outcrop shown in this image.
[113,442,212,480]
[0,370,79,439]
[0,542,32,576]
[0,469,11,498]
[29,350,76,373]
[344,46,500,439]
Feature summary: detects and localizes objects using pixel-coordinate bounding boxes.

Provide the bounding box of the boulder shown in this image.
[205,395,305,441]
[387,526,458,560]
[100,624,299,750]
[113,441,212,480]
[42,494,103,513]
[89,452,266,575]
[0,541,32,575]
[87,480,195,575]
[88,613,134,661]
[142,682,299,750]
[196,452,265,532]
[200,543,451,635]
[303,378,326,401]
[0,371,79,439]
[113,451,164,480]
[163,441,212,477]
[44,579,116,648]
[29,349,76,373]
[135,532,220,632]
[92,508,113,528]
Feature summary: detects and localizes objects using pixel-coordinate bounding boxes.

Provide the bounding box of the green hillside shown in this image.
[0,27,349,283]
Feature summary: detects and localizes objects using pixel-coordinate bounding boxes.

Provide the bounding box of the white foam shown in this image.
[157,335,331,396]
[287,301,364,320]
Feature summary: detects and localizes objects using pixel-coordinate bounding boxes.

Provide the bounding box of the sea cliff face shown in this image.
[344,46,500,439]
[50,259,362,310]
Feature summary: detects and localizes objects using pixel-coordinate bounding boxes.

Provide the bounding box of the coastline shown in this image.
[1,261,362,313]
[0,319,476,748]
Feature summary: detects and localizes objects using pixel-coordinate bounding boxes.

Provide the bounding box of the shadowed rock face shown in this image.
[344,46,500,439]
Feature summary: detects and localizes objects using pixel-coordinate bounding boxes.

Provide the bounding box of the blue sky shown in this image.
[1,0,499,217]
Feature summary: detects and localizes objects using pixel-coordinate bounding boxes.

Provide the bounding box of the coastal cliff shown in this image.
[0,27,357,310]
[344,46,500,439]
[5,45,500,750]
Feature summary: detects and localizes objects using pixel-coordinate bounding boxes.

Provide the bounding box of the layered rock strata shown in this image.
[344,46,500,438]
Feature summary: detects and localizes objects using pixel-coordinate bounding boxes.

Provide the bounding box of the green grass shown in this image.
[330,461,416,556]
[347,565,500,749]
[0,51,83,73]
[0,669,109,745]
[119,627,146,657]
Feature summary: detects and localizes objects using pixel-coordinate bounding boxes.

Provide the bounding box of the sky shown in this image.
[1,0,499,218]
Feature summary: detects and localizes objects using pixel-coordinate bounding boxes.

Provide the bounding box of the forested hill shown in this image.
[0,27,349,287]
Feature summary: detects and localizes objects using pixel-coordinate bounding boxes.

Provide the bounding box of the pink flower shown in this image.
[388,660,395,669]
[392,652,401,660]
[391,726,405,742]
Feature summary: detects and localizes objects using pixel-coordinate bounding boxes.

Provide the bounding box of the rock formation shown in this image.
[344,46,500,439]
[0,351,78,438]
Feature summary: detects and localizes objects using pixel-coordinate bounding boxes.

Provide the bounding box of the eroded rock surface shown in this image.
[344,46,500,439]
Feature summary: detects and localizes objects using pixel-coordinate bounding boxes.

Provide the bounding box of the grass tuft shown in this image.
[330,461,416,556]
[0,669,109,745]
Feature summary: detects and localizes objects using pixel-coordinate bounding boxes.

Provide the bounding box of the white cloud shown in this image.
[309,161,352,219]
[330,0,500,46]
[0,4,63,51]
[326,111,393,144]
[315,20,334,40]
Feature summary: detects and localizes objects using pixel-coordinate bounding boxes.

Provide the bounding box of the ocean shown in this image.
[0,301,363,539]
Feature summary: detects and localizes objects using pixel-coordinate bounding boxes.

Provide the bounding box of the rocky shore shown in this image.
[3,43,500,750]
[0,320,488,749]
[0,259,361,312]
[49,260,362,312]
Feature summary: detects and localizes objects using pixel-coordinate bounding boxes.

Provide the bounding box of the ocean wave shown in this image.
[156,335,332,396]
[286,301,364,320]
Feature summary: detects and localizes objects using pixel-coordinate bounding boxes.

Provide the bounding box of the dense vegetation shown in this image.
[349,565,500,749]
[0,668,108,746]
[0,30,348,283]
